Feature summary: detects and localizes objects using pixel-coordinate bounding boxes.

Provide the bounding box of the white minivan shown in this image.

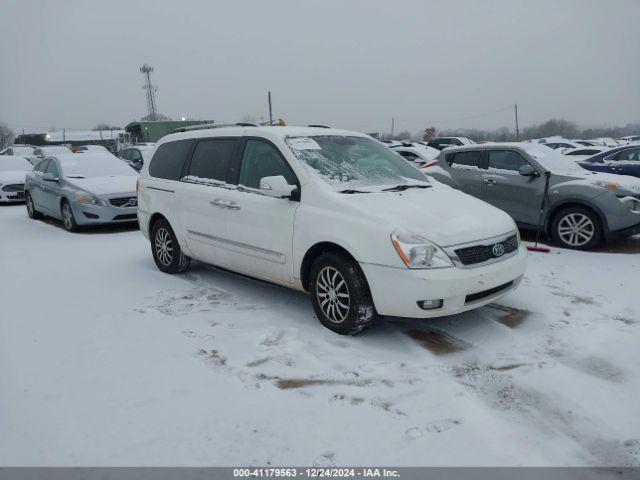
[137,125,527,335]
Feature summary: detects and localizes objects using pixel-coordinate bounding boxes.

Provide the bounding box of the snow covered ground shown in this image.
[0,203,638,466]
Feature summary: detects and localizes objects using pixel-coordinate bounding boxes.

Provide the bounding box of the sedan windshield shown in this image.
[60,157,136,177]
[0,157,33,171]
[285,135,429,190]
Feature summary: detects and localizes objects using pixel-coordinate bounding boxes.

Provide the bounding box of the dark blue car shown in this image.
[579,145,640,178]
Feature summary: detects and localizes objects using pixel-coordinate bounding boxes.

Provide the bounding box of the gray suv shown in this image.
[426,143,640,250]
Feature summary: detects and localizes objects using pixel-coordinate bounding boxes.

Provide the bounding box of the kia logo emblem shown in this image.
[492,243,505,257]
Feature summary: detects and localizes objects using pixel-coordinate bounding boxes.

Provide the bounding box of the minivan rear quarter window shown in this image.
[149,139,195,180]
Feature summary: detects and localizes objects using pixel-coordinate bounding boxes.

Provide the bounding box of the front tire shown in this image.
[551,206,602,250]
[309,252,378,335]
[26,192,42,219]
[151,218,191,274]
[61,199,78,232]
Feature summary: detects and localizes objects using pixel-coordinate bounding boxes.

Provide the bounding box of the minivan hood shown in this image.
[65,175,137,196]
[341,185,516,247]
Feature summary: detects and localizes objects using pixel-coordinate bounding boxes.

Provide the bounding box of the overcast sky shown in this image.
[1,0,638,134]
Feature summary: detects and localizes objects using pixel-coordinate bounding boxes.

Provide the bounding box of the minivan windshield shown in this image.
[285,135,429,191]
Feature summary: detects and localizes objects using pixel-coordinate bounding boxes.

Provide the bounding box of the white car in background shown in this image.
[0,155,33,203]
[390,143,440,166]
[32,145,72,164]
[138,125,527,335]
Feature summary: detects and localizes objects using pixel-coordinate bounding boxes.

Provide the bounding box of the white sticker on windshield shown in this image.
[288,137,321,150]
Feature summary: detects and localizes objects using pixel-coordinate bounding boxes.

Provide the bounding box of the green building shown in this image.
[125,120,215,143]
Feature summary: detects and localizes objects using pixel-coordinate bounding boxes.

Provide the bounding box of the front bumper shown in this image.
[360,245,527,318]
[69,201,138,225]
[0,191,25,202]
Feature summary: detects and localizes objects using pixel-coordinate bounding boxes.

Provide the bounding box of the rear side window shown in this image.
[187,139,239,183]
[149,139,194,180]
[449,151,482,168]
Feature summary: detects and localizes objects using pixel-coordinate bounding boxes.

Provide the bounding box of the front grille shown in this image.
[455,235,518,266]
[465,281,513,304]
[2,183,24,192]
[109,196,137,207]
[113,214,137,221]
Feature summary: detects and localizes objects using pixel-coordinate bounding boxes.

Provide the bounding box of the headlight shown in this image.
[75,192,105,206]
[391,230,453,269]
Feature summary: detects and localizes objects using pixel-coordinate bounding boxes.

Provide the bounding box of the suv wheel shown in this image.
[151,218,191,273]
[61,200,78,232]
[551,206,602,250]
[26,192,41,219]
[309,252,378,335]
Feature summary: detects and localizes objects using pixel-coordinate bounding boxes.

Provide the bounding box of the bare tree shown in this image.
[0,121,15,150]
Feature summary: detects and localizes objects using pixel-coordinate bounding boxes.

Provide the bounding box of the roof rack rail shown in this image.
[173,122,259,133]
[307,124,331,128]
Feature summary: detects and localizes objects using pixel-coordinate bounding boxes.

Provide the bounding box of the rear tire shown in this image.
[309,252,378,335]
[25,192,41,219]
[61,199,78,232]
[551,206,602,250]
[151,218,191,274]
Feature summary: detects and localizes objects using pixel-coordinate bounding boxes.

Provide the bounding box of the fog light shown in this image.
[417,299,443,310]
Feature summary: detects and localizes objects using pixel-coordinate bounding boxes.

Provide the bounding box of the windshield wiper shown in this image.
[339,189,370,194]
[381,184,431,192]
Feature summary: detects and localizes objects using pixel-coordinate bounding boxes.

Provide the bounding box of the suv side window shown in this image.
[488,150,529,172]
[239,139,296,189]
[187,138,239,183]
[149,139,194,180]
[449,151,482,169]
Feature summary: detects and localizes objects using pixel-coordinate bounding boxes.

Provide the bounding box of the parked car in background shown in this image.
[31,145,72,164]
[578,145,640,179]
[561,146,608,160]
[0,155,33,203]
[138,125,526,335]
[24,153,138,231]
[426,137,474,150]
[390,143,440,166]
[118,144,155,171]
[425,143,640,250]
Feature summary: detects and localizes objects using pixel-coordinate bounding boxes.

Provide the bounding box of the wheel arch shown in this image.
[545,199,609,235]
[300,241,360,292]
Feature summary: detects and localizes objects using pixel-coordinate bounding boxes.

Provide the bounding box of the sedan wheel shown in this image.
[316,266,351,324]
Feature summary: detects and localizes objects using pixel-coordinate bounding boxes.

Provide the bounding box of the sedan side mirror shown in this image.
[259,175,297,199]
[519,164,539,177]
[42,173,59,182]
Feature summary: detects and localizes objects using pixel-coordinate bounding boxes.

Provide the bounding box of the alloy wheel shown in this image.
[154,227,174,266]
[316,266,350,324]
[62,203,74,230]
[557,213,594,247]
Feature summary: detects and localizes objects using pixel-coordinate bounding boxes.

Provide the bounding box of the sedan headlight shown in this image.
[75,192,105,206]
[391,229,453,269]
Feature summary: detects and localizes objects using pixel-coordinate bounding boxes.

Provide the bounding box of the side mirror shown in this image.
[259,175,296,199]
[42,172,59,182]
[518,164,539,177]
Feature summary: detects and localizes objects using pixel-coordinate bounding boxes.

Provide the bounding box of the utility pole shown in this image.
[268,91,273,125]
[514,104,520,141]
[140,64,158,121]
[391,117,395,138]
